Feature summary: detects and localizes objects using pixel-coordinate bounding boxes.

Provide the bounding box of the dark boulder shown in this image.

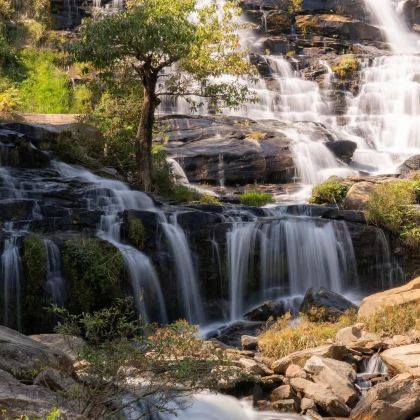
[398,154,420,176]
[300,288,358,320]
[208,321,264,347]
[244,300,288,321]
[325,140,357,164]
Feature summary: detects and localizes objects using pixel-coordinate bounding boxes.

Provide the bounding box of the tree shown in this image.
[73,0,254,191]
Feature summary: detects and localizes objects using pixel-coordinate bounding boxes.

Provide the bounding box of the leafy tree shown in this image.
[73,0,254,191]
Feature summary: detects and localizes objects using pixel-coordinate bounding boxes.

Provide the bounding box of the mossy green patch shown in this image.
[128,216,145,249]
[310,179,350,205]
[240,191,275,207]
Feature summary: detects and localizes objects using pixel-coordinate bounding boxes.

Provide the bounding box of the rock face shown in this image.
[381,344,420,376]
[343,181,377,210]
[358,277,420,318]
[304,356,358,407]
[399,155,420,175]
[300,288,358,320]
[351,377,420,420]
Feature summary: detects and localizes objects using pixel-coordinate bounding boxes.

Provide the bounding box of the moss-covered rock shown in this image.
[127,216,145,250]
[62,237,123,313]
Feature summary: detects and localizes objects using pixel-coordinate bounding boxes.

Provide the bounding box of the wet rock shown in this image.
[351,377,420,420]
[398,154,420,176]
[290,377,351,417]
[0,326,73,380]
[0,199,35,222]
[300,288,358,321]
[304,356,358,407]
[358,277,420,318]
[271,344,352,374]
[244,300,287,322]
[325,140,357,164]
[380,344,420,376]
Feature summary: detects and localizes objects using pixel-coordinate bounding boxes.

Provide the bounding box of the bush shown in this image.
[365,179,420,248]
[332,56,360,79]
[310,179,350,205]
[62,238,123,313]
[240,191,275,207]
[362,303,420,337]
[259,311,357,359]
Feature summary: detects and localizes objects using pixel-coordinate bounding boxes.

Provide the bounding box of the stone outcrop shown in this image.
[358,277,420,318]
[381,344,420,377]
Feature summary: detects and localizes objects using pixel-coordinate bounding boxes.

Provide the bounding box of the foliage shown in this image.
[62,238,123,313]
[289,0,303,13]
[52,298,242,418]
[259,310,357,359]
[362,303,420,337]
[310,179,350,205]
[0,79,19,111]
[128,216,145,249]
[365,179,420,249]
[332,56,360,79]
[240,191,275,207]
[199,194,221,205]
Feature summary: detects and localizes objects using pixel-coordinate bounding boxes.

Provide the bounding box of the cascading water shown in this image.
[44,239,66,306]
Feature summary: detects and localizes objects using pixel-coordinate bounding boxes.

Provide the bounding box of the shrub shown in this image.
[365,179,420,248]
[332,56,360,79]
[62,237,123,313]
[289,0,303,13]
[259,310,357,359]
[310,179,350,205]
[240,191,275,207]
[199,194,221,205]
[362,303,420,337]
[128,216,145,249]
[0,81,19,111]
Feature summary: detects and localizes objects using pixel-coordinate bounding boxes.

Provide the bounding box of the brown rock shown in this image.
[271,398,298,413]
[241,335,258,351]
[380,344,420,376]
[260,374,284,390]
[285,364,308,379]
[343,181,377,210]
[33,368,77,392]
[358,277,420,319]
[270,384,294,401]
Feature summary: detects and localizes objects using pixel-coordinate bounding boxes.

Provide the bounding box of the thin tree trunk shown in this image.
[136,74,158,192]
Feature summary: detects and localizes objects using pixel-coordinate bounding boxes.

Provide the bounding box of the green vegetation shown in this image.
[332,55,360,79]
[52,298,244,418]
[259,310,357,359]
[289,0,303,13]
[310,178,350,205]
[73,0,254,191]
[365,179,420,249]
[240,191,275,207]
[127,216,145,249]
[62,238,123,313]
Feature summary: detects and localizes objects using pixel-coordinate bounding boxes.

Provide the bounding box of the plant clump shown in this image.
[332,55,360,79]
[310,179,350,205]
[128,216,145,249]
[365,179,420,249]
[240,191,275,207]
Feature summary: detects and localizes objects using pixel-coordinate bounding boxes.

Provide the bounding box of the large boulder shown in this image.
[358,277,420,319]
[398,155,420,176]
[271,344,352,374]
[0,326,73,379]
[244,300,287,322]
[335,324,380,347]
[325,140,357,164]
[380,344,420,377]
[351,377,420,420]
[343,181,377,210]
[300,288,357,320]
[304,356,358,407]
[290,377,351,417]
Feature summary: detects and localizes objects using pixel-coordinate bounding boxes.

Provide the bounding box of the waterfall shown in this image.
[53,161,168,323]
[161,215,205,324]
[44,239,66,306]
[363,0,420,53]
[1,223,23,330]
[227,215,359,320]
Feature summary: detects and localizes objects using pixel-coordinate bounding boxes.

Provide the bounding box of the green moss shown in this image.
[310,179,350,205]
[366,179,420,249]
[240,191,275,207]
[128,216,145,249]
[62,237,123,313]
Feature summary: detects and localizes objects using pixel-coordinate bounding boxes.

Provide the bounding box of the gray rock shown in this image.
[241,335,259,351]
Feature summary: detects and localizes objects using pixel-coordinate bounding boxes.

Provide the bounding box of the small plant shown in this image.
[128,216,145,249]
[246,131,267,141]
[199,194,221,205]
[365,179,420,249]
[332,56,360,79]
[240,191,275,207]
[289,0,303,13]
[310,179,350,205]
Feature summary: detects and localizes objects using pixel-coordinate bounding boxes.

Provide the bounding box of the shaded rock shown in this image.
[358,277,420,318]
[260,374,284,390]
[351,377,420,420]
[270,384,295,401]
[212,321,264,347]
[244,300,287,322]
[30,334,85,363]
[0,199,35,222]
[398,155,420,176]
[271,344,352,374]
[300,288,357,320]
[381,344,420,376]
[325,140,357,164]
[34,368,78,392]
[0,326,73,380]
[290,377,351,417]
[304,356,358,407]
[241,335,259,351]
[271,398,298,412]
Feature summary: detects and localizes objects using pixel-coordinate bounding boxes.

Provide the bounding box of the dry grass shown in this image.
[246,131,267,141]
[259,310,357,359]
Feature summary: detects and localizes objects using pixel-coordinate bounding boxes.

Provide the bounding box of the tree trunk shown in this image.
[136,73,158,192]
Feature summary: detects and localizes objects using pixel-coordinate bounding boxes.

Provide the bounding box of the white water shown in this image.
[44,239,66,306]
